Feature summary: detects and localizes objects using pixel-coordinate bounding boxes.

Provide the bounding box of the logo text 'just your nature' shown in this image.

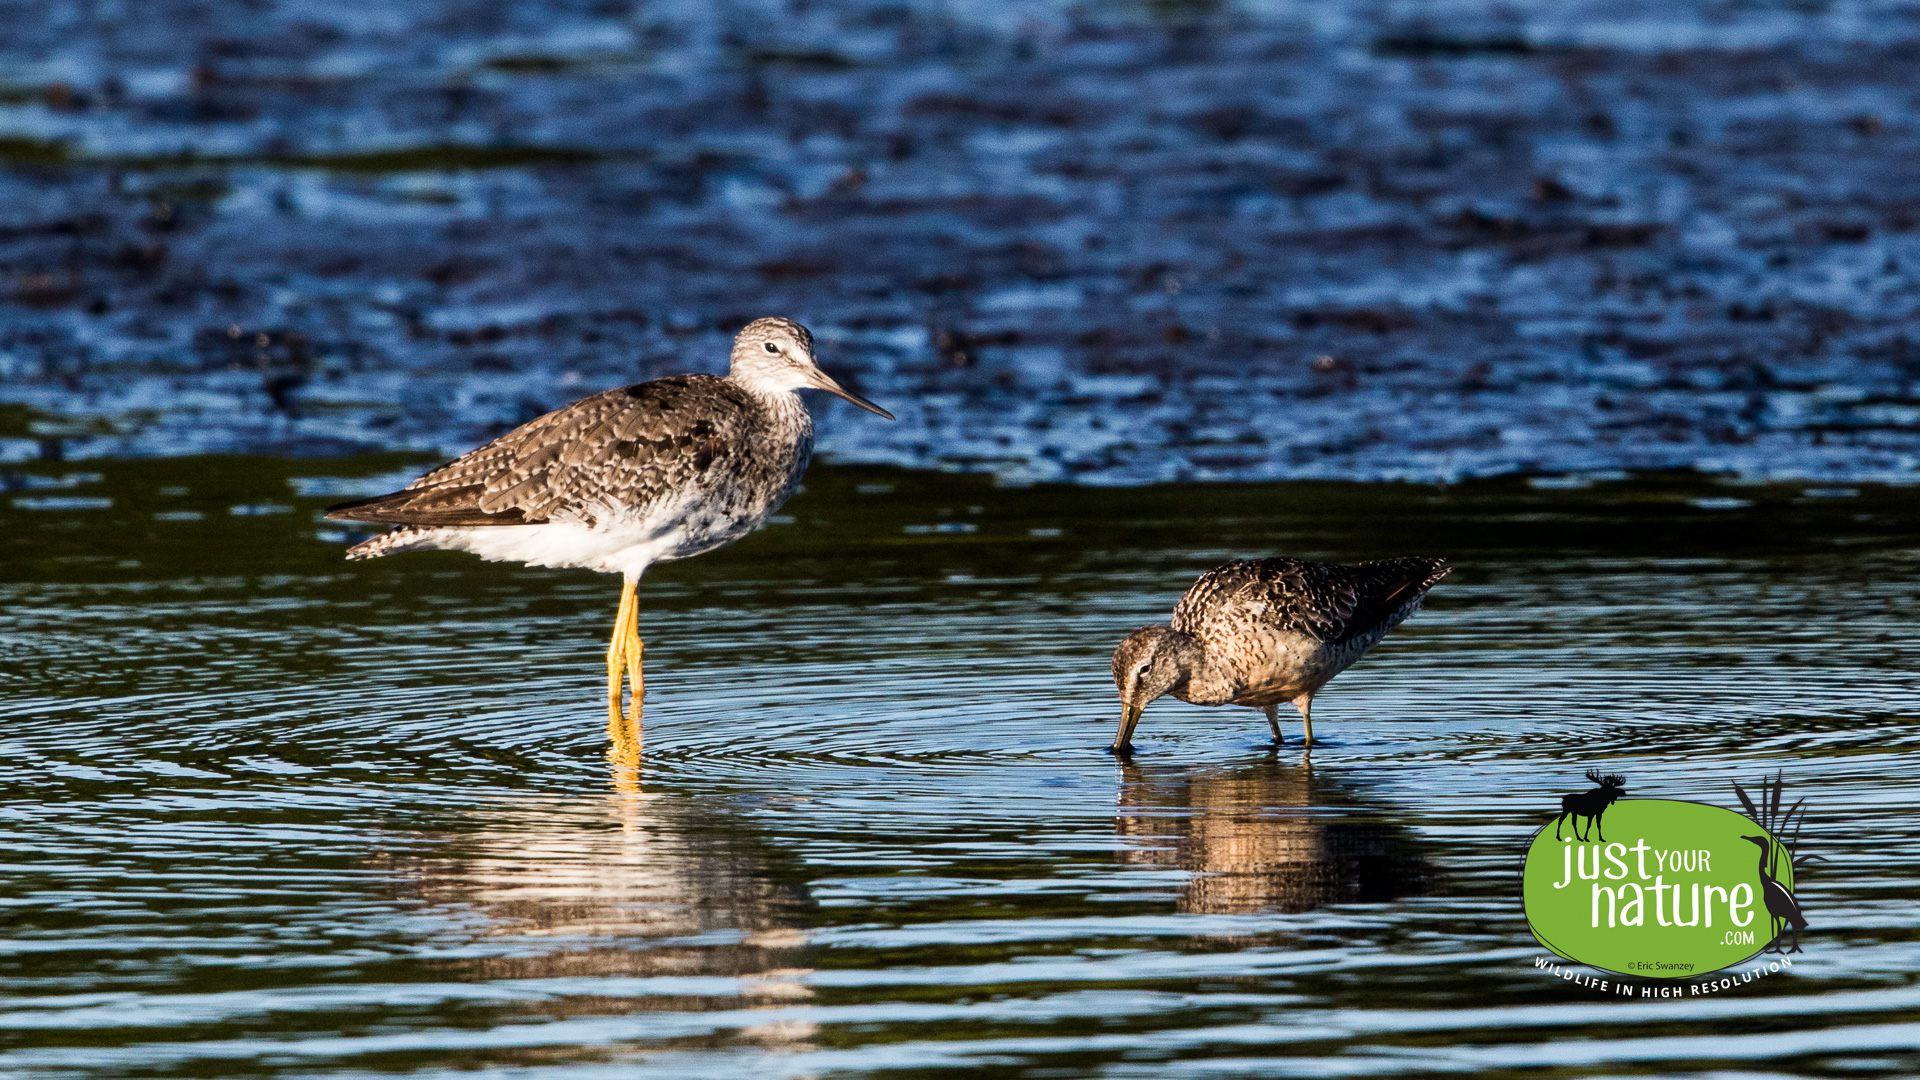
[1550,837,1756,941]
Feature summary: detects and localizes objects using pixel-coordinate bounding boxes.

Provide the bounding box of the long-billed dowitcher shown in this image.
[1109,557,1449,752]
[325,317,893,732]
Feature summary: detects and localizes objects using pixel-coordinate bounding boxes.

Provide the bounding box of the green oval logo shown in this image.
[1523,799,1795,978]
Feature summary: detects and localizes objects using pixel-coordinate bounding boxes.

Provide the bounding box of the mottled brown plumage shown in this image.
[330,375,781,539]
[1111,557,1449,752]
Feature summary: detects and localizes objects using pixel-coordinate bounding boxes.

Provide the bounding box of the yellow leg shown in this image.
[607,578,636,730]
[605,577,645,777]
[1293,693,1314,749]
[622,593,644,730]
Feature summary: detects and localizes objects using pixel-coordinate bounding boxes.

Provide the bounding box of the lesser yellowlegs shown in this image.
[326,317,893,737]
[1109,557,1449,752]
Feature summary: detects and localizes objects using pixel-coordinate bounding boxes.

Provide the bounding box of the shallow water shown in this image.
[2,458,1919,1077]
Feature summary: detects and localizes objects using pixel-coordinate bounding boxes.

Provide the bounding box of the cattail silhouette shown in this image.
[1553,769,1625,843]
[1732,771,1824,882]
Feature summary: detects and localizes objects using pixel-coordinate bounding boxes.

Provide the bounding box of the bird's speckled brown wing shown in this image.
[325,375,755,528]
[1170,557,1450,645]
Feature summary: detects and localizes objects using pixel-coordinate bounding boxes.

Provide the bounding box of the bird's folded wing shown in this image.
[1172,557,1448,643]
[1331,558,1449,642]
[325,375,749,527]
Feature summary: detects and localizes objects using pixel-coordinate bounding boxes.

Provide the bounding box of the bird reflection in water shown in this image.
[608,696,644,786]
[393,765,816,1050]
[1116,755,1434,914]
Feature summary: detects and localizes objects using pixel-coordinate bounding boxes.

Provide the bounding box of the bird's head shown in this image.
[729,317,894,419]
[1109,625,1200,752]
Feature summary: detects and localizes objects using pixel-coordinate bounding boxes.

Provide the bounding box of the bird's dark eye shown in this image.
[1136,664,1150,675]
[763,341,780,353]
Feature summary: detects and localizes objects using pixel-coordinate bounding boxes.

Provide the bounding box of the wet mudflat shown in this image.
[6,0,1920,482]
[1,458,1917,1078]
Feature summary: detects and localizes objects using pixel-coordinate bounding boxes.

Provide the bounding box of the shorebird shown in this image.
[1109,557,1449,752]
[325,317,892,735]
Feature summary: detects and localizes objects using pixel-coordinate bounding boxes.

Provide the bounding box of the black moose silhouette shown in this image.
[1553,769,1626,843]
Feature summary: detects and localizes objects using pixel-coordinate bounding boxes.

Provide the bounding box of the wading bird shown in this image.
[1109,557,1448,753]
[1742,834,1808,953]
[326,317,893,736]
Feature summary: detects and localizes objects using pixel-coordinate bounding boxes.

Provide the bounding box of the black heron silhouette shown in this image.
[1741,834,1808,953]
[1553,769,1625,843]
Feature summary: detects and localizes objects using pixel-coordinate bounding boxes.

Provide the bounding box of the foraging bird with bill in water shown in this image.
[1110,556,1449,753]
[325,317,893,735]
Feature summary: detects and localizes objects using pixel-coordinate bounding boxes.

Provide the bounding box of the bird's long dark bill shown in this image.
[1112,702,1143,752]
[809,370,895,420]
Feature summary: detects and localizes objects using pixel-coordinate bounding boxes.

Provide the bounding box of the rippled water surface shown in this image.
[3,459,1918,1077]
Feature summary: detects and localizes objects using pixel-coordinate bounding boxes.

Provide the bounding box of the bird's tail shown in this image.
[1374,557,1451,612]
